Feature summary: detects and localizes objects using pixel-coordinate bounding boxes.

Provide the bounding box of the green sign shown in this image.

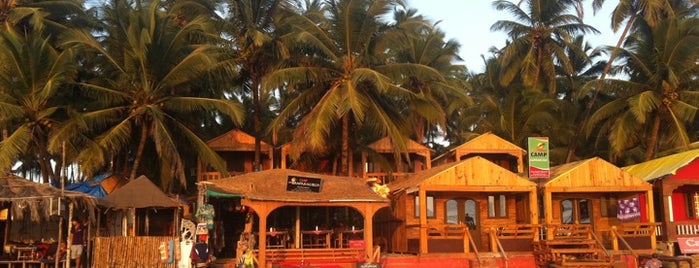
[528,137,550,178]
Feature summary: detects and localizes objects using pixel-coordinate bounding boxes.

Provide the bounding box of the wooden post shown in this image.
[611,226,619,251]
[646,189,656,250]
[418,190,428,254]
[363,205,375,260]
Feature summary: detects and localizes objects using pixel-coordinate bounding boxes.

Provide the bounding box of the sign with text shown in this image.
[286,175,322,193]
[528,137,550,179]
[677,237,699,254]
[356,263,381,268]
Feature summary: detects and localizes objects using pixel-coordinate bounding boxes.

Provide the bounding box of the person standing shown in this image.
[69,218,86,268]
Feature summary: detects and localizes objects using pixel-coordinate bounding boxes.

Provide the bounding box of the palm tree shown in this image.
[265,0,444,175]
[388,8,472,145]
[491,0,599,94]
[0,23,77,182]
[222,0,292,171]
[566,0,679,162]
[59,1,244,187]
[585,15,699,161]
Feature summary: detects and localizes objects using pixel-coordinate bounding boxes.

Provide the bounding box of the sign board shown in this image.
[356,263,381,268]
[527,137,550,179]
[286,175,322,193]
[677,237,699,254]
[348,240,365,248]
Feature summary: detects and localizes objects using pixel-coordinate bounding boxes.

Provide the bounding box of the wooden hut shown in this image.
[202,169,389,267]
[383,156,537,254]
[361,137,432,183]
[624,149,699,254]
[198,129,274,181]
[541,157,656,252]
[0,175,96,267]
[432,132,525,173]
[93,176,182,267]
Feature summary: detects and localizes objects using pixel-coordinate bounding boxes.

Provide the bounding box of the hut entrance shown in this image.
[561,199,591,224]
[265,206,364,249]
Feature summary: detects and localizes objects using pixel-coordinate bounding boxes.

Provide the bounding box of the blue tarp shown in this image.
[65,173,111,198]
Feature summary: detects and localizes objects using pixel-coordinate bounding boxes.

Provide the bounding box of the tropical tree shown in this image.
[222,0,293,171]
[491,0,599,94]
[58,0,244,187]
[0,23,77,182]
[265,0,445,175]
[388,8,472,146]
[585,15,699,161]
[566,0,679,162]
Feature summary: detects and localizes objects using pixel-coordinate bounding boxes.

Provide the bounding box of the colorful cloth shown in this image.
[617,197,641,221]
[196,204,215,229]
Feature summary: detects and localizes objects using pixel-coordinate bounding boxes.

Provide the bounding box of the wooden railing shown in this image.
[364,172,410,184]
[260,248,365,265]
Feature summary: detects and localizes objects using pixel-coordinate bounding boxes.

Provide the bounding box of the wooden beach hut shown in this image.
[202,168,389,267]
[432,132,526,173]
[540,157,656,252]
[383,156,537,254]
[361,137,432,183]
[198,129,274,181]
[623,149,699,255]
[93,176,182,267]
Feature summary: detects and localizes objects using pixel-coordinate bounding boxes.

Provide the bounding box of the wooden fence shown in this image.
[92,236,177,268]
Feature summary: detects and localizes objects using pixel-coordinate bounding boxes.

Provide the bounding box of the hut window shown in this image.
[414,196,435,218]
[446,200,458,224]
[601,196,618,217]
[684,193,699,218]
[488,194,507,218]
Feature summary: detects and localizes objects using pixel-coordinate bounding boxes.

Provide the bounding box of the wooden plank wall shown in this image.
[92,236,177,268]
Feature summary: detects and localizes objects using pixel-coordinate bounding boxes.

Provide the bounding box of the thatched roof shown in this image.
[203,169,388,203]
[0,174,97,221]
[99,176,181,208]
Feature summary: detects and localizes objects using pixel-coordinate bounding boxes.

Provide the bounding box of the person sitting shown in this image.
[40,242,66,263]
[643,253,663,268]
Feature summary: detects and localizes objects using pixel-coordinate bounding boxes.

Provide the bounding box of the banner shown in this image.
[528,137,550,178]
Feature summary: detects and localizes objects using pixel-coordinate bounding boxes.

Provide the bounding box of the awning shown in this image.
[206,189,241,198]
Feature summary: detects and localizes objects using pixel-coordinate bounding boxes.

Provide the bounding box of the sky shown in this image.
[405,0,622,72]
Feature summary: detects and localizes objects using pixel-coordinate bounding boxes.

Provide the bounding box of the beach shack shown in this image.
[382,156,537,254]
[361,137,432,183]
[624,149,699,255]
[92,176,182,267]
[198,129,274,181]
[202,169,389,267]
[540,158,656,251]
[0,174,96,267]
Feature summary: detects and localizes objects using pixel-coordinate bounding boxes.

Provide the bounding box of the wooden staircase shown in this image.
[533,225,614,268]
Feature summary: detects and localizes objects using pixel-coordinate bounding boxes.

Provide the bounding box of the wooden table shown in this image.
[266,231,289,248]
[301,230,332,248]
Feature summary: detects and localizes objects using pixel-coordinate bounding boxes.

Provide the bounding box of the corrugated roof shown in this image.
[623,149,699,181]
[203,169,388,203]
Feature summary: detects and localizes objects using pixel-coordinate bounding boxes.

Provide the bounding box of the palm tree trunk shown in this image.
[130,125,149,180]
[340,115,350,176]
[645,113,661,161]
[566,12,637,162]
[253,76,262,172]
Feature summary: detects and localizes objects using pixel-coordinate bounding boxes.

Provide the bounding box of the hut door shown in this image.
[561,199,591,224]
[464,199,481,250]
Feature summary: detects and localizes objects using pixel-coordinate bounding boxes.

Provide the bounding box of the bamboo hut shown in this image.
[93,176,182,267]
[624,149,699,255]
[541,157,656,252]
[202,168,389,267]
[0,174,96,266]
[383,156,537,254]
[361,137,432,183]
[198,129,274,181]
